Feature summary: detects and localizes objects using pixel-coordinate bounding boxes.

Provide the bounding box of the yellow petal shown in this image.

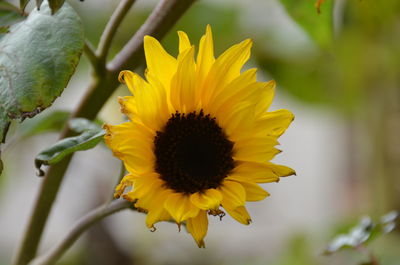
[103,122,153,150]
[224,206,252,225]
[130,173,161,199]
[123,176,160,203]
[143,35,177,89]
[266,162,296,177]
[197,24,215,87]
[233,136,281,162]
[190,189,222,210]
[255,109,294,137]
[119,70,170,131]
[214,81,268,125]
[202,39,252,106]
[237,181,270,201]
[118,96,139,123]
[214,38,252,85]
[134,182,170,209]
[227,160,280,183]
[103,122,155,174]
[122,155,154,175]
[255,80,276,116]
[119,70,147,96]
[146,207,171,229]
[217,101,255,141]
[178,31,191,53]
[144,71,174,114]
[129,181,173,228]
[170,46,197,112]
[114,174,139,199]
[164,193,200,223]
[219,180,246,210]
[186,210,208,248]
[207,68,257,115]
[144,189,173,229]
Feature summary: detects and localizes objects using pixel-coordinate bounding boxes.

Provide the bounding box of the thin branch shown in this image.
[108,0,197,72]
[83,41,98,67]
[97,0,136,63]
[29,200,133,265]
[12,1,197,264]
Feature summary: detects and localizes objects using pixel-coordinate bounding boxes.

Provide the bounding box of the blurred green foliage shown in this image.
[272,234,318,265]
[0,0,24,27]
[280,0,333,48]
[163,2,240,56]
[255,0,400,117]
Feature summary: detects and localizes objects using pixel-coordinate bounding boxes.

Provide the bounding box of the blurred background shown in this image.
[0,0,399,264]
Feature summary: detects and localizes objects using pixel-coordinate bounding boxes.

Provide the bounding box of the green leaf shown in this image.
[48,0,65,14]
[0,0,84,173]
[19,110,70,137]
[0,0,24,27]
[280,0,333,48]
[35,118,105,176]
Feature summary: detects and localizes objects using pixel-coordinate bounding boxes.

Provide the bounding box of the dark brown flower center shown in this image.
[154,110,235,194]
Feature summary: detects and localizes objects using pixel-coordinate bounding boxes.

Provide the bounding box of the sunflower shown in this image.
[104,25,295,248]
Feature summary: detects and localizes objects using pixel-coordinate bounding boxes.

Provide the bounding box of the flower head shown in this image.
[104,25,295,247]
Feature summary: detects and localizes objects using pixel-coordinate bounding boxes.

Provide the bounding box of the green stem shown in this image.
[83,40,98,68]
[12,155,73,265]
[96,0,137,64]
[12,1,197,264]
[109,0,197,71]
[29,200,133,265]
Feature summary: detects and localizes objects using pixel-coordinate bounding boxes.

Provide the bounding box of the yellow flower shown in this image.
[104,25,295,248]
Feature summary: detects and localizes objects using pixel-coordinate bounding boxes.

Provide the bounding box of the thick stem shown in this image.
[29,200,133,265]
[13,1,197,264]
[13,155,73,265]
[83,41,98,68]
